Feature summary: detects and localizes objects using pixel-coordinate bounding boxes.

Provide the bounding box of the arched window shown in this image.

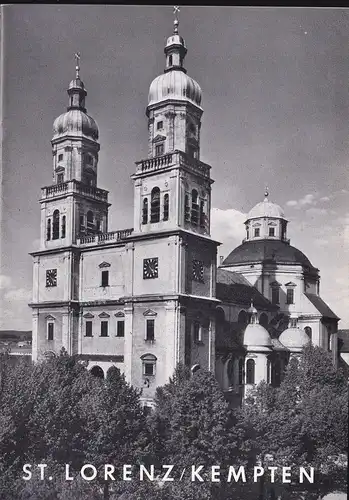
[246,359,255,384]
[267,359,271,384]
[259,313,268,328]
[52,210,60,240]
[150,187,160,223]
[238,310,248,326]
[87,211,94,233]
[216,307,225,325]
[141,353,157,376]
[227,359,234,386]
[304,326,312,342]
[90,366,104,379]
[163,193,169,221]
[191,189,199,225]
[191,364,201,374]
[238,358,244,385]
[142,198,148,224]
[61,215,66,239]
[200,200,206,228]
[47,219,51,241]
[184,195,190,222]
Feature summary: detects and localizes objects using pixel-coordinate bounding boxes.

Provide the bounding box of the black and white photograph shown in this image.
[0,5,348,499]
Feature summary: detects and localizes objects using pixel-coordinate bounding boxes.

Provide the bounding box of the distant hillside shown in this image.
[0,330,32,341]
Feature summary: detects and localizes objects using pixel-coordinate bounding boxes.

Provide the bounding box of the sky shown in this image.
[0,5,349,330]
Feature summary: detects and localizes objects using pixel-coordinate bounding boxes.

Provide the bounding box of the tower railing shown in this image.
[41,180,109,202]
[134,150,211,178]
[77,228,133,246]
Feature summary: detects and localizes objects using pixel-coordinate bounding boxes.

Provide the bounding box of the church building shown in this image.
[29,15,339,407]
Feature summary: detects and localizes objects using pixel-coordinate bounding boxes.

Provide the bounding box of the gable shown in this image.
[99,262,111,268]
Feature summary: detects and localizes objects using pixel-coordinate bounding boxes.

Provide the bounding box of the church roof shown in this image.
[221,239,318,272]
[247,199,285,220]
[304,293,339,320]
[216,269,278,310]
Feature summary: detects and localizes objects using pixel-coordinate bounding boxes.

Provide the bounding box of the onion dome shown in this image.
[243,303,272,348]
[279,313,310,349]
[247,190,285,221]
[148,72,202,107]
[147,12,202,109]
[52,56,99,142]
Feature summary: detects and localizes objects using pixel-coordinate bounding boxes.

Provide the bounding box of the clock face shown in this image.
[192,259,204,282]
[46,269,57,287]
[143,258,158,279]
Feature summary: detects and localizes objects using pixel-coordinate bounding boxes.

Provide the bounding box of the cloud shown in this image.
[0,274,32,330]
[306,207,328,216]
[287,193,317,209]
[0,275,12,289]
[319,196,330,202]
[211,207,246,259]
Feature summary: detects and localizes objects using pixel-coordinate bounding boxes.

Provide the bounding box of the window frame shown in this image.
[286,288,294,304]
[193,321,202,343]
[268,227,275,237]
[254,227,260,238]
[100,321,109,337]
[246,359,255,384]
[58,153,64,162]
[156,120,163,130]
[101,270,109,287]
[155,143,164,157]
[145,319,155,342]
[85,321,93,338]
[116,320,125,338]
[47,322,54,341]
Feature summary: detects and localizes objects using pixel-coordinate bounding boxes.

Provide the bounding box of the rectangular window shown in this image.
[101,270,109,287]
[47,323,54,341]
[269,227,275,237]
[85,321,93,337]
[100,321,109,337]
[58,154,63,162]
[157,121,163,130]
[144,362,155,376]
[254,228,260,237]
[286,288,294,304]
[145,319,155,341]
[155,144,164,157]
[271,287,280,305]
[57,173,64,184]
[193,321,201,343]
[116,320,125,337]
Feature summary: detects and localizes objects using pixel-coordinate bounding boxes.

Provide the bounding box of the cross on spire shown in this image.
[75,52,81,79]
[173,6,180,34]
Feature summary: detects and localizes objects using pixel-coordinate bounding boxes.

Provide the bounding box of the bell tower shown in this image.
[31,56,110,361]
[125,10,220,403]
[132,11,211,237]
[40,55,110,250]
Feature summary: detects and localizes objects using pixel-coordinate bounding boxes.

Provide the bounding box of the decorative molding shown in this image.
[285,281,297,287]
[83,312,94,319]
[45,315,56,321]
[78,354,124,363]
[114,311,125,318]
[98,312,110,318]
[143,309,157,317]
[64,146,73,152]
[270,281,281,287]
[99,262,111,268]
[152,134,166,144]
[55,166,65,173]
[140,353,157,361]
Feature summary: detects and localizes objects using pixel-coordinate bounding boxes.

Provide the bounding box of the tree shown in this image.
[151,367,248,500]
[238,345,348,499]
[80,366,148,500]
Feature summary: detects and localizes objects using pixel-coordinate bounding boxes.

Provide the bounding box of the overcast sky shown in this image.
[1,5,349,330]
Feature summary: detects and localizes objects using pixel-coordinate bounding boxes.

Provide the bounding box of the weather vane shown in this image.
[173,6,180,34]
[75,52,81,79]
